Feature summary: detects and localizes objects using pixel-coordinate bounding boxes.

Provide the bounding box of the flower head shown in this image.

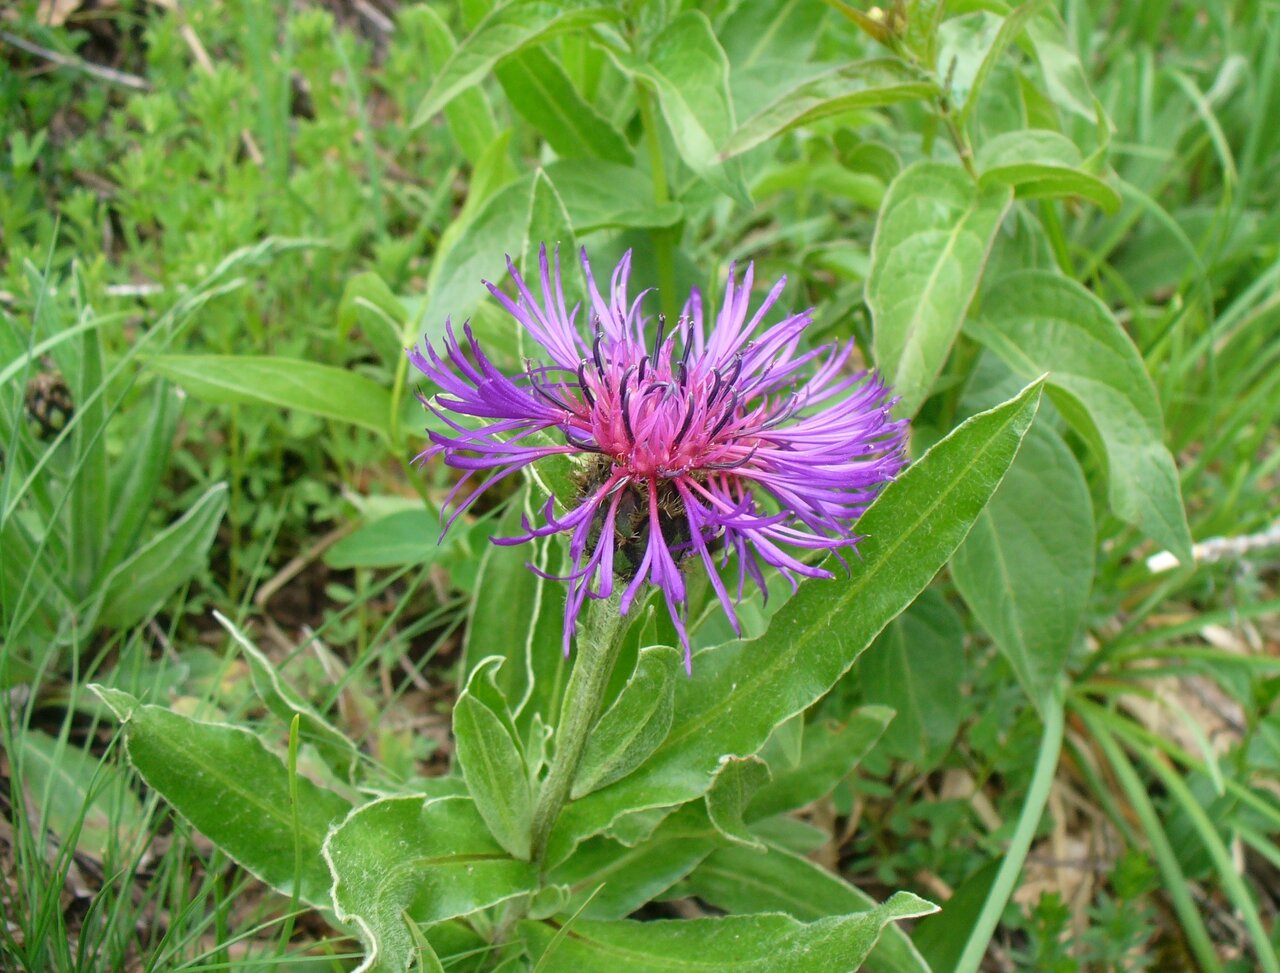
[410,246,906,669]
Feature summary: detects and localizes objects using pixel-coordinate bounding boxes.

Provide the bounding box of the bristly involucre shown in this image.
[409,245,907,670]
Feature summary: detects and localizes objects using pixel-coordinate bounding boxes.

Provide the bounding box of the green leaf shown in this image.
[216,611,361,781]
[324,509,451,569]
[461,491,562,735]
[324,795,537,973]
[547,379,1044,864]
[21,730,146,861]
[543,160,683,232]
[705,755,772,851]
[955,0,1047,128]
[497,47,633,164]
[747,708,893,821]
[858,591,965,769]
[572,646,681,799]
[550,806,716,920]
[89,686,350,907]
[951,425,1094,710]
[410,1,621,129]
[96,482,227,630]
[143,355,392,439]
[100,381,183,582]
[867,162,1013,417]
[976,129,1120,211]
[454,661,534,860]
[411,4,500,164]
[966,270,1192,564]
[613,11,749,204]
[722,60,935,160]
[682,843,933,973]
[521,891,937,972]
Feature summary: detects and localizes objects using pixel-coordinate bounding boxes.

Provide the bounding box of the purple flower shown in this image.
[410,246,906,669]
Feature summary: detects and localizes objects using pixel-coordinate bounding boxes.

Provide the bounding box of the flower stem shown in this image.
[529,592,626,870]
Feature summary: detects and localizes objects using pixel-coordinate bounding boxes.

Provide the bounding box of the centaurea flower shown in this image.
[410,246,906,669]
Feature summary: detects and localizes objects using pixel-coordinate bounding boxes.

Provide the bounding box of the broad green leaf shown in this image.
[611,11,749,204]
[410,1,621,129]
[747,707,893,821]
[956,0,1046,127]
[461,491,559,732]
[325,795,537,973]
[454,662,533,860]
[976,129,1120,211]
[547,379,1044,864]
[705,755,772,851]
[21,730,145,861]
[550,806,716,920]
[722,60,935,160]
[90,686,350,907]
[96,482,227,630]
[143,355,392,439]
[497,47,633,164]
[858,591,965,769]
[410,4,499,164]
[682,843,933,973]
[521,890,937,972]
[324,509,451,569]
[543,160,683,232]
[572,646,681,799]
[337,271,410,363]
[951,425,1094,710]
[425,162,679,335]
[868,162,1012,418]
[216,611,361,781]
[967,270,1192,564]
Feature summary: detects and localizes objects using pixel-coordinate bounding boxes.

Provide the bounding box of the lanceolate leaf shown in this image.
[573,646,681,799]
[868,162,1013,418]
[324,795,537,973]
[89,686,350,907]
[705,755,772,851]
[682,843,933,973]
[143,355,393,439]
[967,270,1192,564]
[410,1,621,129]
[858,592,965,770]
[976,129,1120,211]
[95,482,227,630]
[722,59,935,159]
[747,707,893,821]
[453,664,534,860]
[496,47,633,164]
[520,891,938,972]
[609,11,749,203]
[951,425,1094,711]
[547,379,1044,864]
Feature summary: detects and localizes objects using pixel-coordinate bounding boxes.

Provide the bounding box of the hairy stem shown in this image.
[528,592,626,870]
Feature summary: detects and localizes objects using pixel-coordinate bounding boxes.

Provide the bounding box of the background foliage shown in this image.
[2,0,1278,970]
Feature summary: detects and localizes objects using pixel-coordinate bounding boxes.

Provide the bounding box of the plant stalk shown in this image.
[528,592,626,870]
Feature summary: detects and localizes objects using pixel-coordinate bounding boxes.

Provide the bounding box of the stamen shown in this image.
[708,390,740,439]
[708,369,724,405]
[679,317,695,367]
[577,360,596,408]
[706,444,760,470]
[652,313,667,368]
[592,331,607,379]
[672,395,696,447]
[564,429,604,453]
